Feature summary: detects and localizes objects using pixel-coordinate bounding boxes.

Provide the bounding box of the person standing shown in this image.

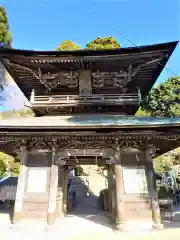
[68,169,74,192]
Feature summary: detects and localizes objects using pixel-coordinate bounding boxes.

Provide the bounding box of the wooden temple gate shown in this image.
[0,40,179,231]
[0,126,180,230]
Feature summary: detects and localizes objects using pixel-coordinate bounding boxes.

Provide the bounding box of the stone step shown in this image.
[71,178,87,184]
[22,210,47,219]
[23,202,48,211]
[22,202,48,219]
[68,167,106,201]
[70,183,86,188]
[70,188,86,197]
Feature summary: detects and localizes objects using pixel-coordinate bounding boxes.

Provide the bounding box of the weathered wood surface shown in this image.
[146,148,162,228]
[1,41,176,122]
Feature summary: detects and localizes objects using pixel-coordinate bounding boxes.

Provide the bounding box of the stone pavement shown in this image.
[0,204,180,239]
[1,185,180,239]
[0,208,180,240]
[0,215,180,240]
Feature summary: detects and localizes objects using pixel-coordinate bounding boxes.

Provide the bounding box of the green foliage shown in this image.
[142,77,180,117]
[154,156,165,173]
[0,107,35,119]
[56,40,81,51]
[86,37,120,50]
[173,155,180,166]
[154,155,173,173]
[0,6,12,45]
[9,161,20,176]
[0,6,12,95]
[135,107,150,116]
[0,152,15,177]
[0,152,20,177]
[158,185,173,199]
[0,155,7,177]
[172,148,180,166]
[74,166,84,176]
[16,108,35,117]
[154,148,180,173]
[137,78,180,173]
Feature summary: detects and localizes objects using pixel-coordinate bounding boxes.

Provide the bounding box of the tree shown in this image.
[0,107,35,119]
[142,77,180,117]
[0,152,20,177]
[172,154,180,166]
[153,147,180,173]
[0,6,12,101]
[0,154,7,177]
[136,106,150,116]
[0,152,14,177]
[0,6,12,46]
[56,40,81,51]
[15,107,35,117]
[9,161,20,176]
[86,36,120,50]
[154,155,173,173]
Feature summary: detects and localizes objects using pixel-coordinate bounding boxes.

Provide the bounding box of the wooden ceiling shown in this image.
[0,41,178,104]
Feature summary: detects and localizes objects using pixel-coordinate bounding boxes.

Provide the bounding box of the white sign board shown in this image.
[122,168,148,194]
[27,169,47,193]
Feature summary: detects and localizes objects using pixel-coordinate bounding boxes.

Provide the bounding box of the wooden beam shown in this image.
[56,148,114,158]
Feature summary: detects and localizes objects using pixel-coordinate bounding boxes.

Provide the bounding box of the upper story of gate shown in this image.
[0,41,178,116]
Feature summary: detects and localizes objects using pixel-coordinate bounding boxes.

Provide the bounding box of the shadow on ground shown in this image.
[67,177,113,230]
[164,221,180,229]
[164,205,180,229]
[0,201,14,224]
[67,176,180,231]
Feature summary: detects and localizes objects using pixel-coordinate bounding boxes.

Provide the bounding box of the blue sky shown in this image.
[0,0,179,111]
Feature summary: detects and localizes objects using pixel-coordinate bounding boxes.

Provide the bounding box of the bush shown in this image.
[158,186,173,199]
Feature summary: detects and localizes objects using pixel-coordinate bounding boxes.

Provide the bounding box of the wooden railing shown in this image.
[30,93,141,107]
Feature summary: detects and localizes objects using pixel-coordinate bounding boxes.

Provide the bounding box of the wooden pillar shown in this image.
[56,166,65,219]
[13,145,28,223]
[146,148,163,230]
[47,149,58,225]
[107,165,113,213]
[108,164,116,223]
[111,176,116,223]
[63,168,68,214]
[114,150,125,231]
